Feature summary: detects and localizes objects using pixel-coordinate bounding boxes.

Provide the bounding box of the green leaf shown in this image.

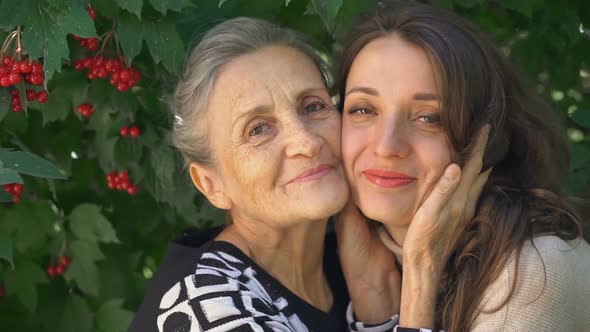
[95,299,134,332]
[0,150,67,179]
[69,204,120,243]
[0,88,10,123]
[117,13,144,65]
[571,106,590,129]
[150,143,176,198]
[17,0,97,82]
[0,168,23,185]
[115,0,143,18]
[455,0,485,8]
[63,240,104,296]
[503,0,543,18]
[41,93,71,125]
[219,0,230,7]
[59,295,92,332]
[115,138,143,165]
[144,18,186,74]
[148,0,191,15]
[4,259,48,311]
[311,0,343,32]
[2,201,56,253]
[0,233,14,269]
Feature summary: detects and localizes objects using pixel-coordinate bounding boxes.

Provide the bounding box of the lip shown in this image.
[363,169,415,188]
[290,164,333,183]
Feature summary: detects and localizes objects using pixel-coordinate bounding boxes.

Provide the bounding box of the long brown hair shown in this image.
[338,2,582,331]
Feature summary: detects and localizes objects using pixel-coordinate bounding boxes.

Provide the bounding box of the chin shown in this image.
[297,185,348,220]
[357,195,412,227]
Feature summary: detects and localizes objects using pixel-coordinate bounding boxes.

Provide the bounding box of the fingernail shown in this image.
[445,164,460,181]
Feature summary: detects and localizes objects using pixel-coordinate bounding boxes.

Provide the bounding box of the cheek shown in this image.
[341,120,365,173]
[416,134,453,189]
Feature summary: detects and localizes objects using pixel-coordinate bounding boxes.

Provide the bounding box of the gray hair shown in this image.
[172,17,330,169]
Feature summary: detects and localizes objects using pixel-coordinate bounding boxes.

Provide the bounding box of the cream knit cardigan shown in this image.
[471,235,590,331]
[372,231,590,331]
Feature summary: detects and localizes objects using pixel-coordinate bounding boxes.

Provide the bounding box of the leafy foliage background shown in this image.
[0,0,589,330]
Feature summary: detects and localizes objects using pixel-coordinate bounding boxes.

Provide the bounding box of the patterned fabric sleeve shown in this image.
[346,303,435,332]
[156,251,310,332]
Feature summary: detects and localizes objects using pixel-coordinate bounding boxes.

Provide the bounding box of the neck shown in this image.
[216,215,332,311]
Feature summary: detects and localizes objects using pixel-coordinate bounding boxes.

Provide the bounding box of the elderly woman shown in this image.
[337,2,590,331]
[129,17,352,331]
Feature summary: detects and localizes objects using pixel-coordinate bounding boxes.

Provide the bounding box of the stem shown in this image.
[15,26,22,60]
[0,31,18,55]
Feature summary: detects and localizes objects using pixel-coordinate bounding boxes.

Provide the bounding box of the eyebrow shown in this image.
[346,86,440,101]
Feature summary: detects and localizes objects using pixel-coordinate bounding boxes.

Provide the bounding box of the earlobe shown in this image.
[189,162,232,210]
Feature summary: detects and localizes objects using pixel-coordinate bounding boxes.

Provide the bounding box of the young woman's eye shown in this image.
[349,107,373,115]
[303,101,327,114]
[248,122,271,136]
[417,114,441,124]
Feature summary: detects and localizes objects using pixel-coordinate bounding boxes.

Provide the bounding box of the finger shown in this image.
[414,163,461,222]
[457,124,490,191]
[449,125,491,215]
[334,199,370,247]
[463,167,492,221]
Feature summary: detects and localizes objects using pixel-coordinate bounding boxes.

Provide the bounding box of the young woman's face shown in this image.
[204,46,348,226]
[342,35,453,230]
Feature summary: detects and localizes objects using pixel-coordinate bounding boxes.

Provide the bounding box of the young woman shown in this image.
[337,2,590,331]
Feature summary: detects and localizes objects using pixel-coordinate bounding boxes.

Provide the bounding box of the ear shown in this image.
[189,162,232,210]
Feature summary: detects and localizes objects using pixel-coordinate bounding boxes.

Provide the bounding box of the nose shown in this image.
[373,116,410,159]
[284,118,322,159]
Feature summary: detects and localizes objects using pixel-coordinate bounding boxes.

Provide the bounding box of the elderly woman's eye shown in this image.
[248,122,271,136]
[303,101,327,114]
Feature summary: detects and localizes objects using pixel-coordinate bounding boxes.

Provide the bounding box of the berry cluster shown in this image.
[72,35,99,51]
[77,103,94,118]
[71,6,98,51]
[106,170,138,195]
[25,89,48,103]
[74,56,141,92]
[47,255,71,278]
[10,89,22,112]
[120,125,141,138]
[2,183,23,202]
[0,56,44,87]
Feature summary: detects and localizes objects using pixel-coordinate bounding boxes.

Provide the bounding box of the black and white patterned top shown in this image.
[129,229,349,332]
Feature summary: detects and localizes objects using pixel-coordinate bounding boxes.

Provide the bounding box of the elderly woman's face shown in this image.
[203,46,348,226]
[341,35,452,229]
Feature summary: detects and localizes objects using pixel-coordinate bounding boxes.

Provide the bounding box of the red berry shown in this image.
[83,57,93,68]
[119,69,131,82]
[120,126,129,136]
[55,264,65,275]
[31,62,43,75]
[0,65,9,76]
[12,193,21,203]
[98,67,109,79]
[59,255,71,266]
[47,265,57,278]
[26,89,37,101]
[119,170,129,180]
[129,126,141,137]
[116,82,129,92]
[74,60,84,71]
[19,60,31,74]
[12,183,23,194]
[36,91,49,103]
[10,62,20,73]
[107,181,116,189]
[3,184,14,194]
[0,76,10,87]
[1,55,13,66]
[87,6,97,20]
[29,74,44,85]
[0,286,5,297]
[12,104,23,112]
[11,89,19,96]
[8,73,20,85]
[127,185,138,195]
